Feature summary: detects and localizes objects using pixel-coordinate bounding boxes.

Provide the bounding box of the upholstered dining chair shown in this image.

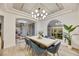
[24,38,32,51]
[45,35,55,39]
[27,39,46,56]
[24,38,29,45]
[47,41,61,56]
[45,36,49,38]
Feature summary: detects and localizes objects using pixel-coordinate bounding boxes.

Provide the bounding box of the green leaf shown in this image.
[69,26,77,33]
[68,25,73,29]
[64,25,69,30]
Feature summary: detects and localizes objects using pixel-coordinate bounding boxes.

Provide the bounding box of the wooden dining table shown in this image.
[26,36,58,48]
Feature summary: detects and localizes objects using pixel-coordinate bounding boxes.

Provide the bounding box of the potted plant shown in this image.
[63,25,77,48]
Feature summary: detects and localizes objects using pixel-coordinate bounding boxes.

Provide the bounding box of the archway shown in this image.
[15,18,35,45]
[47,20,63,39]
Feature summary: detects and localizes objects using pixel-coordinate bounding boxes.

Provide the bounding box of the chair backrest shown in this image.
[45,36,49,38]
[50,36,55,39]
[24,38,33,47]
[54,42,61,53]
[29,40,45,55]
[45,36,55,39]
[27,39,32,47]
[24,38,29,45]
[24,38,27,44]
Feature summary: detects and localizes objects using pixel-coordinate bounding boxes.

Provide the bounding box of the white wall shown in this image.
[35,21,44,35]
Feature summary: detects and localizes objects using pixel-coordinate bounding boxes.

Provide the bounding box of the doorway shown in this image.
[16,19,35,45]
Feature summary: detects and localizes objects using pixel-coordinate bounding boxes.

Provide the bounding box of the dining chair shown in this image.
[27,39,46,56]
[45,35,55,39]
[45,36,49,38]
[24,38,32,51]
[50,36,55,39]
[47,41,61,56]
[24,38,29,45]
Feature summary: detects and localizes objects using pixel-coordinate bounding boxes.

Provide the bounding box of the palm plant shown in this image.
[64,25,77,45]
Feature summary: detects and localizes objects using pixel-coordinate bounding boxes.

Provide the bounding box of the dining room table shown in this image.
[25,36,58,48]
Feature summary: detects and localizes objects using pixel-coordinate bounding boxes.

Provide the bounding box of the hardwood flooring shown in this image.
[0,44,79,56]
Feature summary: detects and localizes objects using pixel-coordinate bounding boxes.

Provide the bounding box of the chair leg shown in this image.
[43,50,48,56]
[57,52,59,56]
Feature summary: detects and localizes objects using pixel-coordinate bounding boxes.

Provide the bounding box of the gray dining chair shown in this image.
[47,41,61,56]
[45,36,49,38]
[24,38,32,51]
[45,35,55,39]
[24,38,29,45]
[27,39,46,56]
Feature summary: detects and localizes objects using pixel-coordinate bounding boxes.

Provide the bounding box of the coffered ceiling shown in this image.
[12,3,64,15]
[0,3,79,21]
[0,3,78,16]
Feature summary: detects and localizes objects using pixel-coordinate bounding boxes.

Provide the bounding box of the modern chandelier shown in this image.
[31,8,48,20]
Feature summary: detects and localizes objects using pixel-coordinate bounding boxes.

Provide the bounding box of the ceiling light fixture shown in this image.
[31,8,48,20]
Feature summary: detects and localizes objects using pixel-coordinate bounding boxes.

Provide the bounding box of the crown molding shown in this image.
[43,9,73,21]
[0,4,36,22]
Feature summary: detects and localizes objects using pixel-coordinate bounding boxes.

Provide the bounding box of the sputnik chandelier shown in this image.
[31,8,48,20]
